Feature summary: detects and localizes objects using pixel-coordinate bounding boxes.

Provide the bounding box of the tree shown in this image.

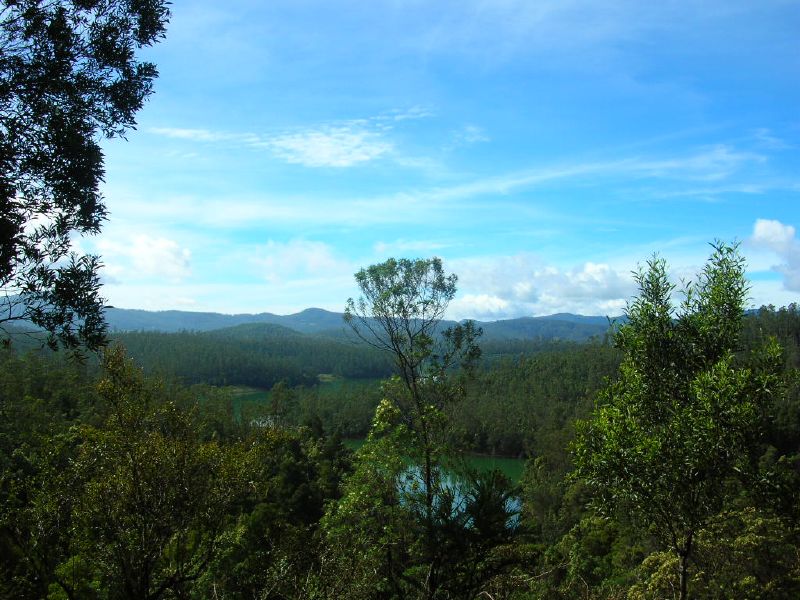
[65,347,247,599]
[572,243,783,600]
[0,0,170,350]
[343,257,483,598]
[629,506,800,599]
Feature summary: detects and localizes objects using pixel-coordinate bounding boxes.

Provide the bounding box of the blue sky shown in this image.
[88,0,800,319]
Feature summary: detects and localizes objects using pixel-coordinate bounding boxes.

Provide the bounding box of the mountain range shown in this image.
[105,307,620,342]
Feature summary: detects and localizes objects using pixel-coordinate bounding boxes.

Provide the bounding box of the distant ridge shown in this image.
[104,307,348,335]
[534,313,614,326]
[105,307,620,342]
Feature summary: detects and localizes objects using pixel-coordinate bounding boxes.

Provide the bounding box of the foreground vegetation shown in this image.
[1,249,799,598]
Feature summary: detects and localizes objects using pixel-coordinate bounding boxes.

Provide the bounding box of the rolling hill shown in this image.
[105,306,618,342]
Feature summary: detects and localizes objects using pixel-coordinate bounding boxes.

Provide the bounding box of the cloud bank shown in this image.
[449,254,635,320]
[750,219,800,291]
[99,235,192,283]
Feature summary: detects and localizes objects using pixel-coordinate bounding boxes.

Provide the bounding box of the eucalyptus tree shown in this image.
[572,243,782,600]
[343,257,483,598]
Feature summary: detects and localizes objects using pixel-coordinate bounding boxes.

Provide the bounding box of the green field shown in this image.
[463,453,526,482]
[343,438,526,482]
[227,386,270,403]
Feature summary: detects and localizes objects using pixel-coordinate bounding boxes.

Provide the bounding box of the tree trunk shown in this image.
[679,552,688,600]
[678,532,693,600]
[424,448,436,600]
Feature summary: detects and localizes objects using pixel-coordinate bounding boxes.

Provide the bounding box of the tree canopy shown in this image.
[0,0,170,350]
[572,243,783,600]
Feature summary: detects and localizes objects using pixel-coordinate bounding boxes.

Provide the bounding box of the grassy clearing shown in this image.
[464,454,526,482]
[220,386,269,420]
[343,438,526,482]
[317,373,342,383]
[227,386,269,402]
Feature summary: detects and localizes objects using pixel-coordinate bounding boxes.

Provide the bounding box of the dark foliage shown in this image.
[0,0,169,350]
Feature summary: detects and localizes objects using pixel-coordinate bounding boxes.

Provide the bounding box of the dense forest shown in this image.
[102,319,613,391]
[113,324,395,388]
[2,272,799,597]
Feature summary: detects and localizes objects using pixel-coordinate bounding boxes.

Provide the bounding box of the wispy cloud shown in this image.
[358,144,765,211]
[150,127,237,142]
[373,239,454,254]
[631,145,765,182]
[149,108,434,168]
[451,124,489,146]
[254,239,354,284]
[108,142,772,232]
[152,122,391,168]
[751,128,793,151]
[261,125,392,167]
[380,0,793,75]
[382,106,435,122]
[651,183,768,201]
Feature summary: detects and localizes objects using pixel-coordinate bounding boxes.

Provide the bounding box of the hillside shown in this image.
[105,306,617,342]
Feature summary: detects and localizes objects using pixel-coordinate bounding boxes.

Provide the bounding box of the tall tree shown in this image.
[0,0,170,349]
[572,243,783,600]
[344,257,483,598]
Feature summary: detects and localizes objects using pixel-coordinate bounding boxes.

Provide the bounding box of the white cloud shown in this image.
[752,219,796,252]
[748,279,800,311]
[263,125,392,167]
[564,262,634,299]
[98,234,192,283]
[449,254,636,319]
[99,280,353,315]
[749,219,800,291]
[449,293,510,320]
[173,297,198,308]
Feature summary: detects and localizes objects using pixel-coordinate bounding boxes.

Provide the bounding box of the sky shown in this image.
[87,0,800,320]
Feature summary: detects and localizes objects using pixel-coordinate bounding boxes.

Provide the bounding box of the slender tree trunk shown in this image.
[424,444,436,600]
[678,532,693,600]
[425,450,433,532]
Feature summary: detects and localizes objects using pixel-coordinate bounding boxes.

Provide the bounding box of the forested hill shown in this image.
[105,306,617,342]
[112,323,396,388]
[104,307,346,335]
[104,312,618,390]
